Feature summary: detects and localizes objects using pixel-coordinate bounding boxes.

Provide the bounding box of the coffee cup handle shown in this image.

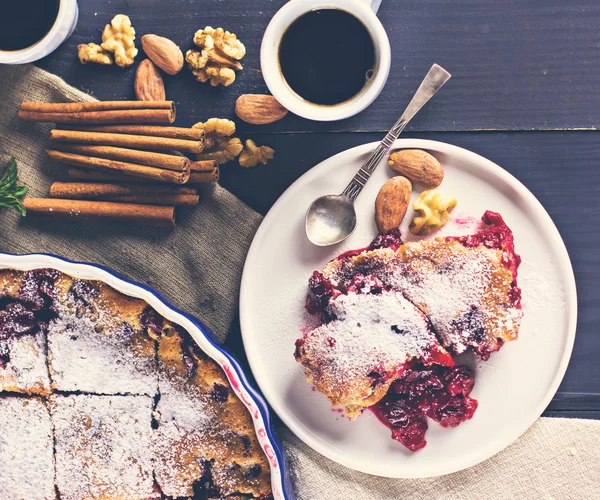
[360,0,382,13]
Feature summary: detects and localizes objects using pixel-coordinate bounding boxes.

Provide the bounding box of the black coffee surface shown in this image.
[278,9,376,106]
[0,1,60,51]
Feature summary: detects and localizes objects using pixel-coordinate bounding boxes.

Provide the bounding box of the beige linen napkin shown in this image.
[0,64,597,499]
[0,64,261,340]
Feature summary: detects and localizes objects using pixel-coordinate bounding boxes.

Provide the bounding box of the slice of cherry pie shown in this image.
[297,211,522,450]
[295,290,453,420]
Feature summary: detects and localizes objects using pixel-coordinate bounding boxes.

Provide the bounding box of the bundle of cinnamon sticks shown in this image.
[18,101,219,226]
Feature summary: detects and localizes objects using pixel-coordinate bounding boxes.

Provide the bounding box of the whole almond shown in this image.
[235,94,288,125]
[141,34,184,75]
[375,176,412,234]
[388,149,444,188]
[135,59,166,101]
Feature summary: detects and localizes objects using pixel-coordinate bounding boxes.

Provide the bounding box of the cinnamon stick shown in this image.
[188,160,219,182]
[190,170,219,183]
[21,101,174,112]
[66,167,219,184]
[24,198,175,226]
[63,125,204,141]
[46,150,190,184]
[66,168,145,183]
[50,129,203,153]
[96,194,199,206]
[190,160,218,172]
[49,182,197,198]
[53,144,190,171]
[19,108,175,125]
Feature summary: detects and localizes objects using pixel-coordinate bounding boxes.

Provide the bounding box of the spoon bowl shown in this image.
[305,195,357,246]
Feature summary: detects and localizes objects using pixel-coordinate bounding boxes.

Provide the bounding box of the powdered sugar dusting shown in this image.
[0,333,50,394]
[391,246,506,353]
[324,241,520,355]
[156,374,210,431]
[48,303,157,396]
[0,397,54,500]
[518,260,566,339]
[154,364,214,497]
[302,291,439,383]
[51,394,154,500]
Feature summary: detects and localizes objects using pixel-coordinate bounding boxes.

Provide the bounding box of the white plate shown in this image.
[240,139,577,478]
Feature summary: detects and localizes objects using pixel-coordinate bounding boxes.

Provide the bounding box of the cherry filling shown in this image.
[448,210,522,309]
[306,271,337,321]
[18,268,60,312]
[0,269,61,367]
[369,229,403,251]
[371,363,477,451]
[0,302,38,339]
[69,279,100,306]
[306,230,404,320]
[140,306,165,336]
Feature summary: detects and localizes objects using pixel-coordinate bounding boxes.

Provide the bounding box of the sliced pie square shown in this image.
[154,326,271,498]
[0,397,55,500]
[50,394,154,500]
[47,279,157,396]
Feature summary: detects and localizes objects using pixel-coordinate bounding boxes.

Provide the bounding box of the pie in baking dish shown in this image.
[296,211,522,450]
[0,268,272,499]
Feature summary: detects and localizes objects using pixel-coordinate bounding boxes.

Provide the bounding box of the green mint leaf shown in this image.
[0,157,27,216]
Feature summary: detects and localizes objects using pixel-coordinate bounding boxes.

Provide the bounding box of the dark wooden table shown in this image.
[37,0,600,419]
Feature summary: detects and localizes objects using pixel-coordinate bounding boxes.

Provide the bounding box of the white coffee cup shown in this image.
[0,0,79,65]
[260,0,390,122]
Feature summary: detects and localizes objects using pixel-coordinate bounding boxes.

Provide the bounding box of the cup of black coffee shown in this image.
[0,0,79,64]
[261,0,391,121]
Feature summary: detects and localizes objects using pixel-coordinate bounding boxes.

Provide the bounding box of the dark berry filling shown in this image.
[69,279,99,306]
[140,306,164,336]
[0,342,9,368]
[369,229,403,251]
[0,302,38,339]
[192,458,221,499]
[182,350,197,378]
[444,365,475,396]
[371,363,477,451]
[306,271,337,321]
[212,383,229,403]
[245,464,263,479]
[18,268,60,312]
[0,269,62,367]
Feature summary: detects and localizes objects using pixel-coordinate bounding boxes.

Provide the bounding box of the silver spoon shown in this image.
[305,63,451,246]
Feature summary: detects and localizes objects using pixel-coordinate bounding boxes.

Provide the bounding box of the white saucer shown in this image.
[240,139,577,478]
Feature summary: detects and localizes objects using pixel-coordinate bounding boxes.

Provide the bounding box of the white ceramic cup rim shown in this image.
[260,0,391,122]
[0,0,78,64]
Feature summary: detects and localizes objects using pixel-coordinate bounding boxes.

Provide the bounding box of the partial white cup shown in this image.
[0,0,79,65]
[260,0,390,122]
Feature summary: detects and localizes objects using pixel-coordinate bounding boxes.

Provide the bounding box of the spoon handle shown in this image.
[341,64,451,201]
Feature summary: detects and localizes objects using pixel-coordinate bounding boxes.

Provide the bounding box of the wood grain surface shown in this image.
[37,0,600,133]
[34,0,600,415]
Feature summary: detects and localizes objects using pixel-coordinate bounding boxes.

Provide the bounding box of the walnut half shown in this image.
[192,118,243,165]
[409,189,457,235]
[101,14,138,68]
[186,27,245,87]
[78,43,113,65]
[239,140,275,168]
